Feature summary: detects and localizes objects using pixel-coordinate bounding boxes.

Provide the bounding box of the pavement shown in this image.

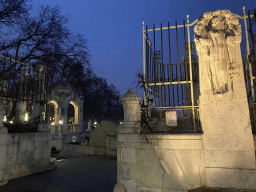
[0,155,117,192]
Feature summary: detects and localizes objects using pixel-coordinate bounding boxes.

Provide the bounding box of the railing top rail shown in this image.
[143,13,254,33]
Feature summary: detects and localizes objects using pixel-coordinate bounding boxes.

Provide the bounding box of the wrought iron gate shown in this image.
[0,55,48,132]
[141,6,256,134]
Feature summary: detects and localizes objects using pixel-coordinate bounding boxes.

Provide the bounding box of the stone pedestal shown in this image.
[194,9,256,189]
[114,89,141,191]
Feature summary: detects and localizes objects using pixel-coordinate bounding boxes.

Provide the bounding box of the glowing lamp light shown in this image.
[51,122,55,125]
[10,120,13,124]
[94,121,97,125]
[59,120,63,125]
[3,115,6,122]
[120,122,122,124]
[25,113,29,121]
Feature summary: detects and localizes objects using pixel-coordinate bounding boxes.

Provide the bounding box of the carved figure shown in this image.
[194,10,241,94]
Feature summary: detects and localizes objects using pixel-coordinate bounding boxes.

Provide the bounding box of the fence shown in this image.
[141,106,201,133]
[241,7,256,134]
[141,12,200,132]
[0,55,48,131]
[141,6,256,133]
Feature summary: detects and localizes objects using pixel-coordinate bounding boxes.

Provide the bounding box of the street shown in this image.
[0,155,117,192]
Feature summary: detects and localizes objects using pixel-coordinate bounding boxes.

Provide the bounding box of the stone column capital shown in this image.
[119,89,141,133]
[119,89,141,104]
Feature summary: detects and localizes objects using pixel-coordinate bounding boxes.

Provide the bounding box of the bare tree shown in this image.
[0,4,89,83]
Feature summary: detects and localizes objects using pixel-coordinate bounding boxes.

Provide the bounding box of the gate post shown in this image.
[114,89,141,192]
[194,9,256,189]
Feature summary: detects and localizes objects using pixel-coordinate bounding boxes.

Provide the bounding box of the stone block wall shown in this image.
[0,128,52,185]
[117,133,204,192]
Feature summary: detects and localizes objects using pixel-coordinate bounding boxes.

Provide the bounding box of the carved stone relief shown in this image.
[194,9,241,95]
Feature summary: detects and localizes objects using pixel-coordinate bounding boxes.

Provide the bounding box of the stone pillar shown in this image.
[118,89,141,134]
[114,89,141,192]
[194,10,256,189]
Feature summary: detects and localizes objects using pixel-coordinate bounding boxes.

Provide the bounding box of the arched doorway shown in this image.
[47,100,58,134]
[67,101,79,133]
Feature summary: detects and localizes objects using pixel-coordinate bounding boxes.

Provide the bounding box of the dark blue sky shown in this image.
[32,0,255,99]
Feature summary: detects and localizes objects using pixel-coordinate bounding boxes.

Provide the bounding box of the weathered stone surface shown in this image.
[119,89,141,123]
[7,153,17,166]
[121,148,136,163]
[0,134,8,144]
[137,187,161,192]
[0,145,7,157]
[18,141,26,152]
[8,134,19,144]
[113,182,127,192]
[26,133,35,142]
[35,132,45,141]
[94,146,105,155]
[195,9,256,190]
[118,162,131,180]
[120,180,136,192]
[42,149,50,158]
[117,133,142,143]
[7,143,18,154]
[34,149,42,159]
[26,141,35,151]
[0,156,7,169]
[204,134,254,151]
[78,146,94,155]
[206,168,256,189]
[0,127,8,134]
[205,150,255,169]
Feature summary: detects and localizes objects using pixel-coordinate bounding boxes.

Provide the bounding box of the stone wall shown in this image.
[116,133,204,192]
[0,127,53,186]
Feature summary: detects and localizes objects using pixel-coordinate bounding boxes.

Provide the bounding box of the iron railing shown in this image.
[141,107,201,133]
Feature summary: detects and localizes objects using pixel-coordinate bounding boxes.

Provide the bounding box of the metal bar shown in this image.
[243,6,256,130]
[187,15,196,132]
[248,10,256,76]
[172,69,175,107]
[184,20,189,86]
[176,65,179,105]
[168,22,171,107]
[143,13,254,33]
[176,21,180,86]
[168,64,170,106]
[150,45,153,84]
[153,24,156,88]
[145,86,158,95]
[168,22,172,86]
[248,10,254,76]
[144,21,199,32]
[161,23,164,84]
[143,21,146,106]
[243,7,254,101]
[146,25,149,87]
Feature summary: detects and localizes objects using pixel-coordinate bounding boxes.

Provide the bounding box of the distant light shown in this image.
[120,122,122,124]
[10,121,13,124]
[59,120,63,125]
[51,122,55,125]
[94,122,97,125]
[25,113,28,121]
[3,115,6,122]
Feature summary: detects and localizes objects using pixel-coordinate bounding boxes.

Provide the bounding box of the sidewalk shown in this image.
[0,155,117,192]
